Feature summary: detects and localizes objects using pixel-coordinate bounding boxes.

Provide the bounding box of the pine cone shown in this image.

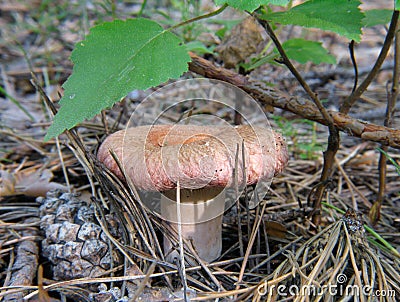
[38,191,122,281]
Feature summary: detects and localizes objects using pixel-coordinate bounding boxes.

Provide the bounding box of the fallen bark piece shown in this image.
[3,218,39,302]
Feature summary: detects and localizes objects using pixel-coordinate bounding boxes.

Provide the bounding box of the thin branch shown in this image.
[188,52,400,149]
[371,18,400,225]
[386,26,400,129]
[169,4,228,31]
[248,17,341,224]
[256,17,335,128]
[349,40,358,94]
[340,10,400,114]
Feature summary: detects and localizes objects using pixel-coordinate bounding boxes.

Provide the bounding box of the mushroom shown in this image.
[97,124,288,262]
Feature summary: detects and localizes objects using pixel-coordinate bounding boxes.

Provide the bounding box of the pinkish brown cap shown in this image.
[97,124,288,193]
[98,124,288,262]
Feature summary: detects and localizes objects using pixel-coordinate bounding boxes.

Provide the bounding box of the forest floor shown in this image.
[0,1,399,301]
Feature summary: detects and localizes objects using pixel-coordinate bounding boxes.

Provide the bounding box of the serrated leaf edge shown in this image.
[45,19,190,140]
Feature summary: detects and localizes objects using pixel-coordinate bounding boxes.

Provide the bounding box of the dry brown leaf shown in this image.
[348,150,379,167]
[215,16,264,68]
[0,169,68,197]
[126,263,149,287]
[265,221,287,238]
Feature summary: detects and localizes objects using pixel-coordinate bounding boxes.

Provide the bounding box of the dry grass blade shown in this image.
[175,180,189,302]
[236,209,400,301]
[31,77,235,299]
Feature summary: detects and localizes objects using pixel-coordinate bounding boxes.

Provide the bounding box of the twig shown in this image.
[176,181,189,302]
[256,18,335,128]
[30,75,73,193]
[370,17,400,225]
[130,262,156,301]
[0,66,35,122]
[340,10,400,114]
[32,74,175,289]
[188,52,400,149]
[169,4,227,31]
[251,17,340,225]
[343,226,365,302]
[235,201,268,295]
[184,242,225,291]
[0,88,34,123]
[234,144,244,257]
[349,40,358,94]
[334,157,372,209]
[248,236,303,273]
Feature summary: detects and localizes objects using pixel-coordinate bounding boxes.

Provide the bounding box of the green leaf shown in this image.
[212,18,243,39]
[185,41,214,54]
[362,9,392,27]
[377,147,400,175]
[280,38,336,64]
[263,0,364,42]
[268,0,290,6]
[239,52,278,72]
[396,0,400,11]
[214,0,262,12]
[45,18,190,140]
[214,0,290,12]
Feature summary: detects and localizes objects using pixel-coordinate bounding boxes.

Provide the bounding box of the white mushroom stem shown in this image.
[161,187,226,263]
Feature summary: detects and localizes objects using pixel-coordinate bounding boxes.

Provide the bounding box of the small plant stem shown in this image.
[1,56,36,122]
[101,110,109,135]
[169,4,228,32]
[256,17,340,225]
[370,18,400,225]
[377,147,400,174]
[234,144,245,257]
[386,22,400,129]
[0,85,35,122]
[235,201,268,296]
[323,202,400,257]
[372,148,388,222]
[137,0,147,17]
[257,18,335,127]
[175,181,189,302]
[348,40,358,93]
[340,10,399,114]
[311,127,339,225]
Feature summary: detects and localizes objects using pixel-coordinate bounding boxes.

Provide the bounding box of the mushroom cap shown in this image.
[97,125,288,192]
